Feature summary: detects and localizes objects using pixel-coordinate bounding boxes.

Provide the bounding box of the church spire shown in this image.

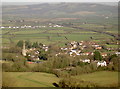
[22,40,27,56]
[23,40,25,50]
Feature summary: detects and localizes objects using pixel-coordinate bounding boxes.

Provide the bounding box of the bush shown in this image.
[94,51,102,61]
[51,55,70,69]
[58,78,98,88]
[2,59,29,72]
[2,63,12,72]
[53,70,70,78]
[69,64,97,76]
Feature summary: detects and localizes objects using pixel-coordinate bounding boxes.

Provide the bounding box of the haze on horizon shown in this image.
[2,2,118,6]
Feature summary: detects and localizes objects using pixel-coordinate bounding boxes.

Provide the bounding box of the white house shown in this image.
[115,52,120,56]
[97,61,107,67]
[0,26,5,28]
[82,59,90,63]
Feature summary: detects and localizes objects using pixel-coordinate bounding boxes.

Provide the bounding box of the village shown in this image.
[20,40,119,67]
[2,2,119,87]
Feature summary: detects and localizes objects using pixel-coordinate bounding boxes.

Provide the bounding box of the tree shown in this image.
[39,43,43,48]
[25,40,32,48]
[16,40,23,48]
[102,45,107,50]
[94,51,102,61]
[32,42,39,48]
[38,49,48,60]
[109,54,117,62]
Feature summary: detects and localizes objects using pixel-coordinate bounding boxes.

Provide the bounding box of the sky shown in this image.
[1,0,119,6]
[1,0,119,2]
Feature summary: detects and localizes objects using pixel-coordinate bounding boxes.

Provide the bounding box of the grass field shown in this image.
[106,44,118,48]
[2,71,118,87]
[72,71,118,87]
[2,26,114,46]
[2,72,60,87]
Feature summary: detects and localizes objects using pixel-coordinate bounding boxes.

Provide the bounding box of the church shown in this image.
[22,41,27,56]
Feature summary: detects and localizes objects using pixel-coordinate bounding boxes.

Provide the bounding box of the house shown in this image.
[35,51,39,54]
[85,52,90,55]
[55,53,61,56]
[90,52,94,55]
[42,46,49,51]
[92,44,100,47]
[101,53,107,58]
[79,42,83,46]
[73,44,77,48]
[97,61,107,67]
[82,59,90,63]
[27,61,34,64]
[61,48,68,50]
[69,52,73,56]
[45,49,48,51]
[0,26,5,28]
[71,49,77,53]
[115,52,120,56]
[95,46,102,50]
[83,45,87,48]
[8,26,12,28]
[81,52,91,56]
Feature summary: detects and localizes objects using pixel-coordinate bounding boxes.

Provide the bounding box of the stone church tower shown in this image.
[22,41,27,56]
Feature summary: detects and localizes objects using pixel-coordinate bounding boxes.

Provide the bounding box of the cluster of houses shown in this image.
[79,59,107,67]
[0,24,63,29]
[20,40,118,67]
[58,41,107,57]
[42,45,49,52]
[55,41,117,67]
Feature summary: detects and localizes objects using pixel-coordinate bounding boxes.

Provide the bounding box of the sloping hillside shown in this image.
[2,3,117,18]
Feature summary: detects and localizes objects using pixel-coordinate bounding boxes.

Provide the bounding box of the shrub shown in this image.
[58,78,98,88]
[53,70,70,78]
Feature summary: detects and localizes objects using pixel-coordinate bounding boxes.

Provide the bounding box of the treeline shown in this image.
[2,52,119,73]
[16,40,43,48]
[58,78,98,88]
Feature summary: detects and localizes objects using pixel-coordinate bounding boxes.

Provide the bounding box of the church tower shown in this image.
[22,41,27,56]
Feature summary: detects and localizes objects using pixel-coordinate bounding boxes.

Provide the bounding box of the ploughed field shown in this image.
[2,71,118,87]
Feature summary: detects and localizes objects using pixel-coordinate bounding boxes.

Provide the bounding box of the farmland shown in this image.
[2,71,118,87]
[2,72,60,87]
[72,71,118,87]
[2,25,115,47]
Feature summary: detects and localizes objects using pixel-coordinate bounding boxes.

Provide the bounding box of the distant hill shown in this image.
[2,3,117,19]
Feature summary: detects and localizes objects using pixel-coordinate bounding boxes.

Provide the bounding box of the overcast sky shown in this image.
[1,0,119,2]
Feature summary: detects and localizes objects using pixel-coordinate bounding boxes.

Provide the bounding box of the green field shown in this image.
[2,72,60,87]
[106,44,118,48]
[2,26,114,46]
[3,71,118,87]
[72,71,118,87]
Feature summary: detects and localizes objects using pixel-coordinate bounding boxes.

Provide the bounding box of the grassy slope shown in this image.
[2,72,60,87]
[3,71,118,87]
[72,71,118,87]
